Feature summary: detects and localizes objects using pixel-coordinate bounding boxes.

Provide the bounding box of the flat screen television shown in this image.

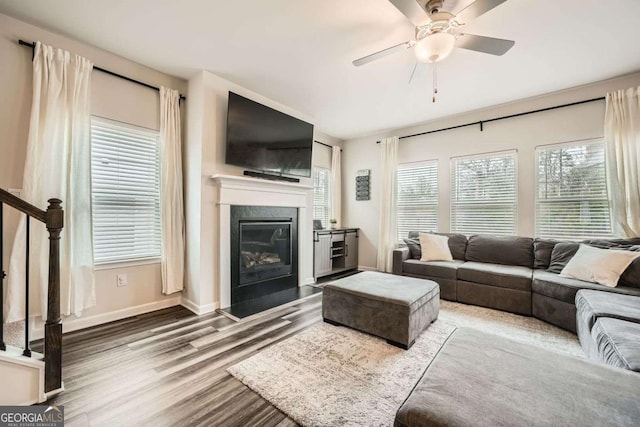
[225,92,314,178]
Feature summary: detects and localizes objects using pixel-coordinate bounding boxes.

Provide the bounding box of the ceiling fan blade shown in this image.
[456,34,515,56]
[352,41,414,67]
[456,0,508,23]
[389,0,431,27]
[408,61,427,84]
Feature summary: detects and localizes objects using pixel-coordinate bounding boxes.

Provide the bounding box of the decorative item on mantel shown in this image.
[356,169,370,201]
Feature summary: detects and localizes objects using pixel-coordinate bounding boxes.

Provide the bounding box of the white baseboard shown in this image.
[31,297,182,340]
[358,265,378,272]
[180,298,218,315]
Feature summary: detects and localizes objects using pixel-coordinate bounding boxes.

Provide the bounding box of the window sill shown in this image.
[94,258,161,271]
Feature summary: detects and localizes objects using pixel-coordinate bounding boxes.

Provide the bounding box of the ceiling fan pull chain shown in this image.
[432,63,438,103]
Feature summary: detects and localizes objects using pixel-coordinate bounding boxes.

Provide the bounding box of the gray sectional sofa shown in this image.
[393,232,640,372]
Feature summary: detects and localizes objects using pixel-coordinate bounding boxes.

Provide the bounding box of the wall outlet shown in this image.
[117,273,128,287]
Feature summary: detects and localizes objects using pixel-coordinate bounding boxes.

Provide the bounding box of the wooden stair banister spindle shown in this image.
[45,198,63,393]
[0,189,64,395]
[0,202,5,352]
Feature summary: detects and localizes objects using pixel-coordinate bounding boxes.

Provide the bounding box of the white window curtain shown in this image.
[377,136,398,272]
[6,41,95,322]
[605,86,640,238]
[159,87,185,294]
[331,146,342,228]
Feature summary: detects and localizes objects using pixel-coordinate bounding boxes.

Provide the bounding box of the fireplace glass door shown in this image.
[239,221,292,286]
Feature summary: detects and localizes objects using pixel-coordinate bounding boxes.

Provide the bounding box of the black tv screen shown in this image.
[225,92,314,178]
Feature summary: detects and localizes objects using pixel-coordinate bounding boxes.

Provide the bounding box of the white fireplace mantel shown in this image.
[211,174,314,308]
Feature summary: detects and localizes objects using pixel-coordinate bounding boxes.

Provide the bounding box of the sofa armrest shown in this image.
[393,247,410,276]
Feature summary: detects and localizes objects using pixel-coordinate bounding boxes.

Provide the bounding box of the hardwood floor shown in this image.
[33,293,324,427]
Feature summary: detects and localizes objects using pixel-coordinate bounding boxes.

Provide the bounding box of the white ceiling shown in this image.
[2,0,640,139]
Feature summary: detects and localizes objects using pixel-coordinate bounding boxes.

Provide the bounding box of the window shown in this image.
[451,150,517,235]
[535,140,611,240]
[313,167,331,228]
[91,117,162,264]
[396,161,438,240]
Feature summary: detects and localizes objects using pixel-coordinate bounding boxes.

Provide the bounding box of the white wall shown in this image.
[343,72,640,269]
[184,70,343,311]
[0,13,187,338]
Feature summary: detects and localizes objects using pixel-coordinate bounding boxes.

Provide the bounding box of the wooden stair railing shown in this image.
[0,188,63,393]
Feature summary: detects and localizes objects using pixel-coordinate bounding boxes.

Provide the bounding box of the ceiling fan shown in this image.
[353,0,515,67]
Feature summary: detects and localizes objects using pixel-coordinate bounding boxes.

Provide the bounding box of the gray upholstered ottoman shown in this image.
[576,290,640,371]
[322,271,439,349]
[395,328,640,427]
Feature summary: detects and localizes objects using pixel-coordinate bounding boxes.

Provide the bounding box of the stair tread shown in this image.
[0,345,45,365]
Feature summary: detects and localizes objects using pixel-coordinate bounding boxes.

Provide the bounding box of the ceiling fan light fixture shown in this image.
[414,32,456,63]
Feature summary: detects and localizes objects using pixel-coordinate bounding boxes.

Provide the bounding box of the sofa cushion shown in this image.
[402,237,421,260]
[620,252,640,288]
[457,262,532,291]
[547,242,579,274]
[408,231,467,260]
[402,259,464,280]
[465,235,534,267]
[395,328,640,427]
[591,318,640,372]
[583,238,640,248]
[533,239,559,269]
[576,290,640,331]
[532,270,640,304]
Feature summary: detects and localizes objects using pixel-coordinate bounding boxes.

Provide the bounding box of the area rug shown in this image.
[228,301,582,426]
[228,320,455,427]
[437,300,582,357]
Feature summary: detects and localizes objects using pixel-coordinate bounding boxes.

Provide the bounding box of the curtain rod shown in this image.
[18,40,186,101]
[314,140,342,151]
[376,96,605,144]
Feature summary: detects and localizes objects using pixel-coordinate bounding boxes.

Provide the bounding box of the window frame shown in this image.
[534,138,611,240]
[90,116,162,266]
[450,150,518,236]
[396,160,439,241]
[312,166,331,229]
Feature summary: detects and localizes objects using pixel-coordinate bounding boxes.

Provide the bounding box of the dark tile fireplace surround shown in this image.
[230,205,299,306]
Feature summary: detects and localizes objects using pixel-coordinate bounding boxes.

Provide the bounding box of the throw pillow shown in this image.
[402,238,421,260]
[619,246,640,288]
[560,244,640,287]
[418,233,453,262]
[408,231,468,260]
[533,239,559,269]
[547,242,580,274]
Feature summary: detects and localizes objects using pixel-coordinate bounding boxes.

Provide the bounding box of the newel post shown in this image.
[44,198,63,393]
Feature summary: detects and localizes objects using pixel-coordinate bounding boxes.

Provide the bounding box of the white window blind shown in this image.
[91,117,162,264]
[313,167,331,228]
[451,150,517,236]
[535,140,611,240]
[397,161,438,240]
